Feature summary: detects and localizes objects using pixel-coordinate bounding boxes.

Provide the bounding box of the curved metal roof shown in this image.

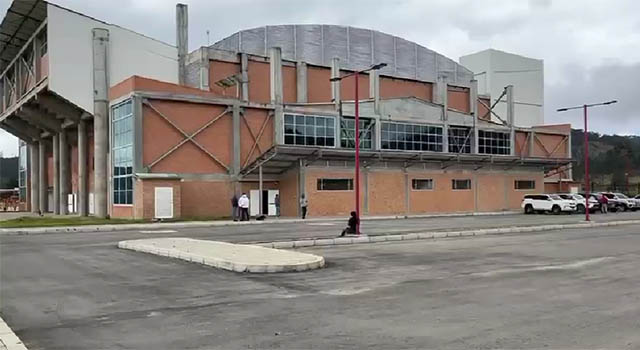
[0,0,47,72]
[211,24,473,86]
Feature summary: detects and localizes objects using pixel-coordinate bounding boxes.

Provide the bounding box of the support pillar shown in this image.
[176,4,188,86]
[78,120,88,216]
[232,103,241,178]
[59,130,69,215]
[199,47,210,91]
[506,85,515,156]
[470,79,479,154]
[298,159,305,217]
[29,142,39,213]
[258,165,263,216]
[93,28,110,218]
[52,134,59,215]
[38,141,47,213]
[296,61,308,103]
[529,131,535,157]
[269,47,283,104]
[436,77,449,153]
[331,57,341,110]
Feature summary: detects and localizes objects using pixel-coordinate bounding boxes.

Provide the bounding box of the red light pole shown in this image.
[557,100,617,221]
[331,63,387,235]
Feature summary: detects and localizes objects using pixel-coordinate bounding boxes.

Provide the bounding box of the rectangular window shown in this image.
[341,117,373,149]
[412,179,434,190]
[112,100,134,205]
[317,178,353,191]
[452,179,471,190]
[284,114,336,147]
[381,122,443,152]
[448,126,471,153]
[478,130,511,155]
[515,180,536,190]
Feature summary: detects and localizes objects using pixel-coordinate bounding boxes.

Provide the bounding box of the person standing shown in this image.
[238,193,250,221]
[274,194,280,217]
[600,193,609,214]
[340,211,359,237]
[231,194,239,221]
[300,194,308,219]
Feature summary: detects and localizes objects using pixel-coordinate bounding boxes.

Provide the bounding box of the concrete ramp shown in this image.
[118,238,324,273]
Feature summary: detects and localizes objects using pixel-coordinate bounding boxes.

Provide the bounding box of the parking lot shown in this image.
[1,213,640,349]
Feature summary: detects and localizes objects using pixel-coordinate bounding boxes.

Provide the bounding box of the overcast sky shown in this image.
[1,0,638,156]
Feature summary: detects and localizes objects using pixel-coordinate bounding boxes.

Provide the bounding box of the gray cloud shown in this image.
[0,0,638,156]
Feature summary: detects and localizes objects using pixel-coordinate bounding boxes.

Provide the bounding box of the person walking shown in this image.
[231,194,239,221]
[300,194,308,219]
[600,193,609,214]
[274,194,280,217]
[238,193,250,221]
[340,211,359,237]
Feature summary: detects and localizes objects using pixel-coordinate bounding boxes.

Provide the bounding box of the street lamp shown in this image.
[557,100,617,221]
[330,62,387,235]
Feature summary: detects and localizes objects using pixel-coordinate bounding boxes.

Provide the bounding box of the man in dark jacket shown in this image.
[340,211,359,236]
[231,194,239,221]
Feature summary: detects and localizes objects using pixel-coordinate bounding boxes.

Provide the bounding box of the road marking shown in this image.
[0,315,27,350]
[471,257,615,277]
[139,230,178,234]
[307,223,336,226]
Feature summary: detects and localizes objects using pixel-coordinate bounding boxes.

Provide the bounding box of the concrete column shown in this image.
[38,141,47,213]
[269,47,283,104]
[363,167,369,214]
[52,134,59,215]
[199,48,210,91]
[176,4,188,86]
[240,53,249,101]
[506,85,515,156]
[232,103,241,180]
[29,142,39,213]
[258,165,263,216]
[404,170,410,215]
[77,120,88,216]
[470,80,479,154]
[296,62,308,103]
[331,57,341,109]
[528,131,535,157]
[437,77,449,153]
[298,159,305,217]
[369,70,380,114]
[59,130,70,215]
[93,28,110,218]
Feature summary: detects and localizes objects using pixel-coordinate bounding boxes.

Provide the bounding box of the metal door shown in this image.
[267,190,279,216]
[250,190,260,216]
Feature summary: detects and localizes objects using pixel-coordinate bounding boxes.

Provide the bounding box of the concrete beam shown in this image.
[369,70,380,113]
[296,61,308,103]
[331,57,341,109]
[240,53,249,101]
[18,105,61,133]
[269,47,283,104]
[4,117,41,141]
[176,4,188,85]
[1,123,32,143]
[93,28,110,218]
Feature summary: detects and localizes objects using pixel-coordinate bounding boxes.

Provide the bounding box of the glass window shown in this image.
[381,122,443,152]
[452,179,471,190]
[478,130,511,155]
[317,178,354,191]
[515,180,536,190]
[284,114,336,147]
[412,179,434,190]
[341,117,373,149]
[448,127,471,153]
[112,100,134,205]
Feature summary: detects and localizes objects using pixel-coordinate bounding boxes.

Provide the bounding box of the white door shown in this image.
[267,190,279,216]
[249,190,260,216]
[155,187,174,219]
[89,193,95,215]
[67,193,75,213]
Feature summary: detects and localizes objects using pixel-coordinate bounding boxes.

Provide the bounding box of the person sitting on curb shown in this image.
[340,211,359,237]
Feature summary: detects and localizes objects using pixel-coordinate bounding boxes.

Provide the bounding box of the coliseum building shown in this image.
[1,1,571,219]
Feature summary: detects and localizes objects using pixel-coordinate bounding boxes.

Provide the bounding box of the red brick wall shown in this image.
[180,180,233,218]
[134,179,181,220]
[448,86,470,113]
[380,76,433,101]
[279,169,299,217]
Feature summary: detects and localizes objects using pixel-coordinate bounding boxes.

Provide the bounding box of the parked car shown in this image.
[613,193,637,211]
[634,195,640,208]
[522,194,577,214]
[559,193,597,214]
[600,192,633,212]
[578,193,602,213]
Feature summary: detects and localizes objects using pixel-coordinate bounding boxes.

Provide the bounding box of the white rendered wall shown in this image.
[47,4,178,114]
[460,49,543,127]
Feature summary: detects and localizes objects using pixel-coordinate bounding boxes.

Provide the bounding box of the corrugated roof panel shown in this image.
[0,0,47,72]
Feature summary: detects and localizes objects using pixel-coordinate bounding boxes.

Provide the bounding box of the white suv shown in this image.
[613,193,635,211]
[522,194,577,214]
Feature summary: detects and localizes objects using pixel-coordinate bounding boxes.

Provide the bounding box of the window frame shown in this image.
[340,116,374,150]
[514,180,536,190]
[452,179,472,191]
[380,121,444,152]
[448,126,472,154]
[316,178,354,191]
[111,99,135,206]
[478,129,511,155]
[411,178,434,191]
[284,113,337,148]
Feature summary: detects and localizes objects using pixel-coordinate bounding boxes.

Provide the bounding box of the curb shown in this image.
[118,239,325,273]
[0,211,519,235]
[0,316,27,350]
[255,219,640,249]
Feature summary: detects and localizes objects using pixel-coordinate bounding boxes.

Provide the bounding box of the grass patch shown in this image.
[0,216,146,229]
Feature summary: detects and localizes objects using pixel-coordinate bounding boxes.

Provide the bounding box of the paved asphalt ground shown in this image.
[1,213,640,349]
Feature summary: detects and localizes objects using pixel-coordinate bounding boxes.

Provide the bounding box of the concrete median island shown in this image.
[118,238,325,273]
